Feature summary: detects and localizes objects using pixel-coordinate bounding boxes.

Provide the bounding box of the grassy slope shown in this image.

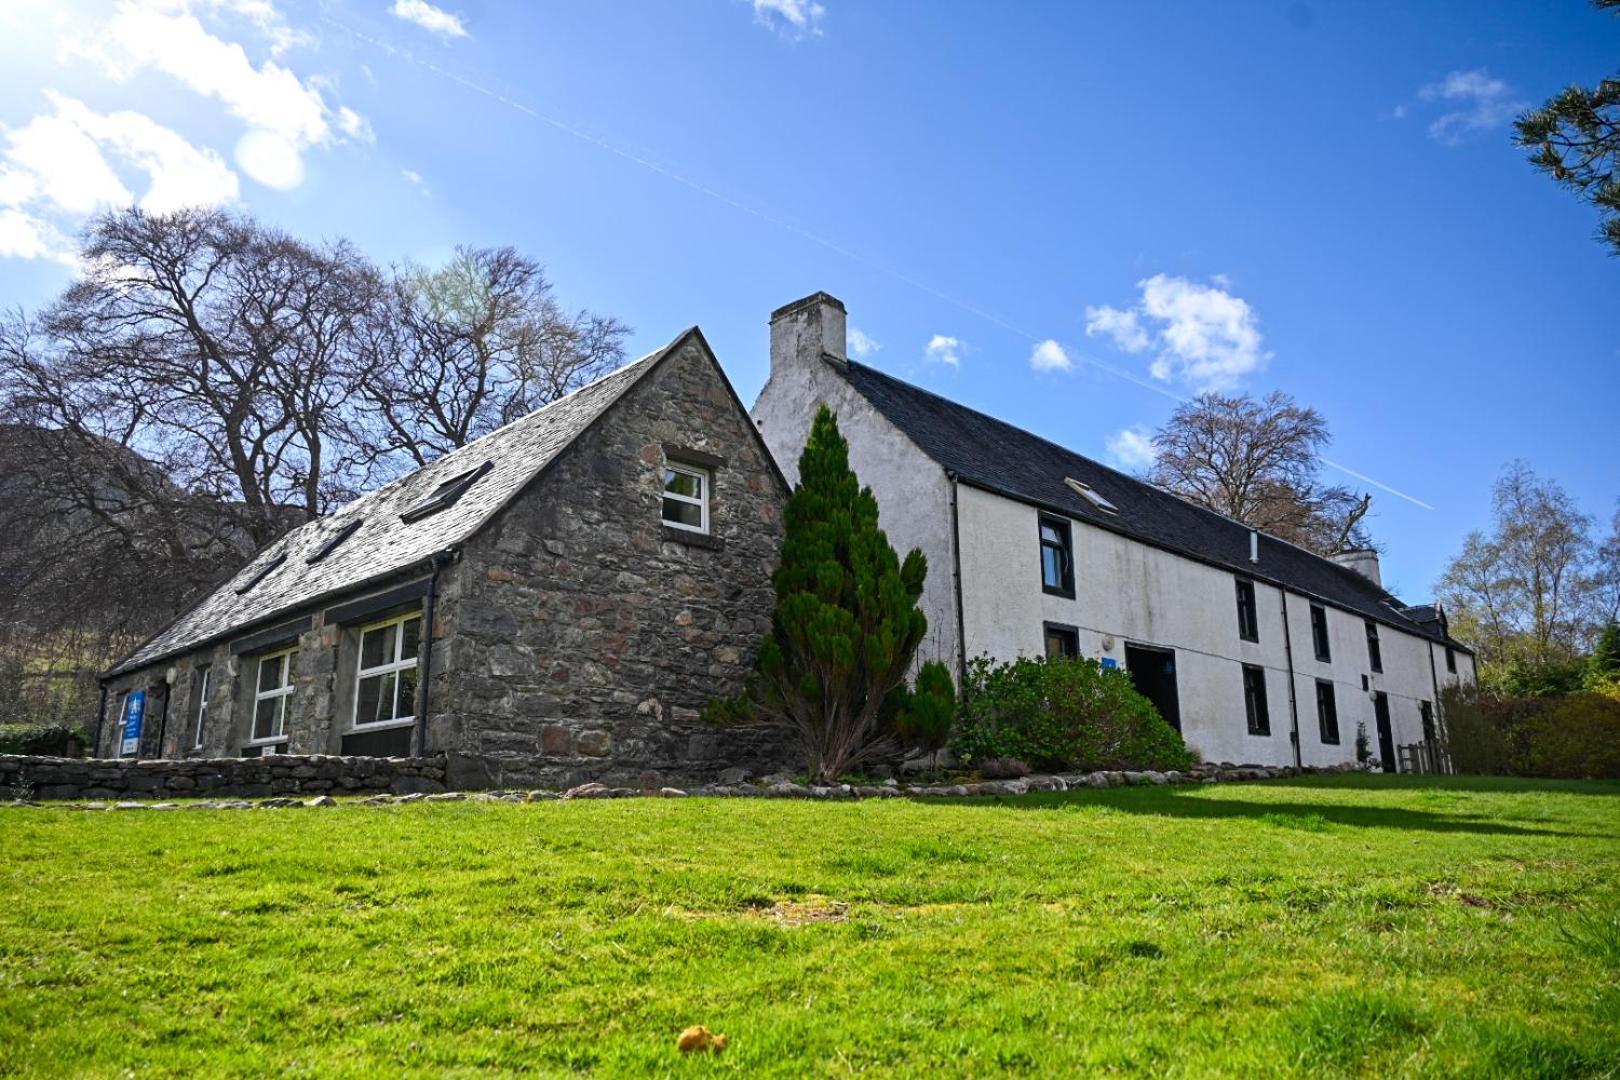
[1,775,1617,1078]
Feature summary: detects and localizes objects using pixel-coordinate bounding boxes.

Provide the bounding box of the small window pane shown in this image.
[398,667,419,720]
[361,623,395,671]
[664,468,703,498]
[258,655,282,694]
[400,616,422,661]
[358,672,396,725]
[254,696,283,740]
[663,498,703,528]
[1040,523,1062,545]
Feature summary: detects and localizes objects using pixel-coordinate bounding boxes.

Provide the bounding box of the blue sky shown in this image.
[1,0,1616,602]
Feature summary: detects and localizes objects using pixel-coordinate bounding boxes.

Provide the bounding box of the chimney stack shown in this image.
[769,291,847,377]
[1330,548,1382,589]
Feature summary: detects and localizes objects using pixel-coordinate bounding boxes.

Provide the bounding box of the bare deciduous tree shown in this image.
[353,246,629,477]
[1437,462,1599,668]
[1148,391,1374,555]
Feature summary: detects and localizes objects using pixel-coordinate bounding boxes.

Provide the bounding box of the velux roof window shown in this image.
[306,518,363,564]
[400,461,493,524]
[1064,477,1119,515]
[234,552,287,595]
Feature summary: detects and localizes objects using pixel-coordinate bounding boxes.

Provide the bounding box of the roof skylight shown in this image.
[400,461,493,524]
[1064,477,1119,515]
[234,552,287,595]
[306,518,363,564]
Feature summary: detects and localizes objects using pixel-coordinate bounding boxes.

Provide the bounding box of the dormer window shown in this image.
[400,461,493,524]
[1064,477,1119,515]
[662,462,710,534]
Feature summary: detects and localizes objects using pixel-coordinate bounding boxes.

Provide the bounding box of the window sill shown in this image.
[1041,585,1076,600]
[246,737,289,747]
[661,526,725,551]
[351,718,416,733]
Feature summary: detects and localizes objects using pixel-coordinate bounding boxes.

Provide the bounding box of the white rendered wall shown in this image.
[751,357,960,673]
[955,483,1462,769]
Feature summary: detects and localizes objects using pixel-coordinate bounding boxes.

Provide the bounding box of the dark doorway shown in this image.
[1373,692,1395,773]
[1125,644,1180,732]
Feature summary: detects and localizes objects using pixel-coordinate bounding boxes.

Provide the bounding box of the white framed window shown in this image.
[251,647,298,745]
[662,462,710,534]
[192,665,211,750]
[353,613,422,730]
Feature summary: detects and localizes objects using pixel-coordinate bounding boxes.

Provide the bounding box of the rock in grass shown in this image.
[257,798,303,809]
[562,783,610,800]
[306,795,337,807]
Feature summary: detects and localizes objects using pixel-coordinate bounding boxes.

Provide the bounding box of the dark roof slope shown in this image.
[835,360,1466,648]
[106,332,689,677]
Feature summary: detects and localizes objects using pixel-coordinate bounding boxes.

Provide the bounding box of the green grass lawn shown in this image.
[2,775,1618,1078]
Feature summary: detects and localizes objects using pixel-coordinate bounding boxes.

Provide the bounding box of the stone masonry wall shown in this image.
[440,338,796,789]
[0,753,448,801]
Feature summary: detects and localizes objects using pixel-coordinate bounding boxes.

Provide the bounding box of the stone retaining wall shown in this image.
[0,753,448,801]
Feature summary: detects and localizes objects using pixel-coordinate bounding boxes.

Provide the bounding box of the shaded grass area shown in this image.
[1,775,1618,1077]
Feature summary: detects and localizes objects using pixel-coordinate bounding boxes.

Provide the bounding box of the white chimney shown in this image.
[1330,548,1382,588]
[769,291,847,377]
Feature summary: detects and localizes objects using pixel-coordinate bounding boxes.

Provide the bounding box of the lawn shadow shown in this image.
[1267,773,1620,798]
[929,784,1607,838]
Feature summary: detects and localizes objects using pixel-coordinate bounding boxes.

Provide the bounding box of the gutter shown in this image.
[1279,588,1302,769]
[413,549,454,757]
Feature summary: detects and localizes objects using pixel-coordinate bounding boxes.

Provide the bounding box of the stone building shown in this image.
[97,329,795,789]
[753,292,1477,772]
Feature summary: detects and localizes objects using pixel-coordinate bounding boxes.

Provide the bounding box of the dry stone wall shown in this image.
[0,753,447,801]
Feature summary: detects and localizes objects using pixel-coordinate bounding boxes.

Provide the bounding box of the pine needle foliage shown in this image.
[731,406,928,783]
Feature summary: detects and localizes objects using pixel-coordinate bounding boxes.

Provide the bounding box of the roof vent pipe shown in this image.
[1249,530,1259,564]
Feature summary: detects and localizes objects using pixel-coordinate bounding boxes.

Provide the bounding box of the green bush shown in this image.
[0,723,85,757]
[893,660,956,756]
[1439,683,1620,780]
[952,654,1193,772]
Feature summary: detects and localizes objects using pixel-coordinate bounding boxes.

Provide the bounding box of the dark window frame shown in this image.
[1310,605,1331,663]
[1038,515,1075,598]
[400,460,493,524]
[1235,578,1259,642]
[1315,679,1340,745]
[1445,646,1457,674]
[1365,620,1383,673]
[1043,622,1079,659]
[1242,663,1270,736]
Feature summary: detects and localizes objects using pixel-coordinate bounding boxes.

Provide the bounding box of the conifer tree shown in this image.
[744,406,929,783]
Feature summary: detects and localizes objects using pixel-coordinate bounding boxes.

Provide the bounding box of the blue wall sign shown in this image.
[1100,657,1119,669]
[119,690,146,758]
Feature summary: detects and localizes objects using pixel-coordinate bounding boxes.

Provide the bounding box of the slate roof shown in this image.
[834,360,1468,649]
[106,333,687,677]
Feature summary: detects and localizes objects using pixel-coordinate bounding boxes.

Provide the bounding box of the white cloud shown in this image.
[924,334,962,368]
[1085,274,1267,392]
[389,0,469,39]
[401,168,430,197]
[1029,338,1072,372]
[1106,425,1158,472]
[752,0,825,36]
[0,93,238,262]
[1414,68,1524,145]
[847,326,879,359]
[65,0,366,189]
[1084,305,1150,353]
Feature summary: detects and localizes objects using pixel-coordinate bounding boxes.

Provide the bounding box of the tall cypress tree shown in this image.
[744,405,928,783]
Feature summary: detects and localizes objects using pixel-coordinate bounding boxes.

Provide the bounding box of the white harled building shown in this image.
[752,292,1477,770]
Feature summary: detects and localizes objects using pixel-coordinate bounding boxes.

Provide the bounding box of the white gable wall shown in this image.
[751,346,961,673]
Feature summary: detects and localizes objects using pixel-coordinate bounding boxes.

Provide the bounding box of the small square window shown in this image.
[1044,623,1079,659]
[1038,516,1075,598]
[662,462,710,534]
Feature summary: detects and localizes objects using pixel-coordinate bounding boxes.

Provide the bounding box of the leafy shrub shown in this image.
[952,654,1193,772]
[893,660,956,755]
[0,723,85,757]
[1439,684,1620,779]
